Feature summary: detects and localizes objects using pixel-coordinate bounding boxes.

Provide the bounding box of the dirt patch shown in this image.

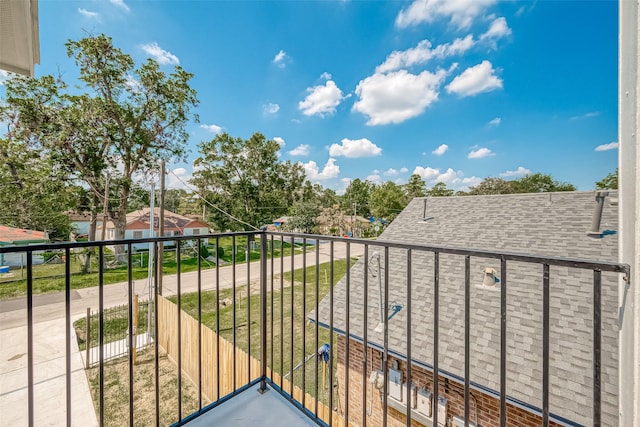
[86,347,208,426]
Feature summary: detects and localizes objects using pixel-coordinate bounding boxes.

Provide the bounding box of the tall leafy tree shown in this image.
[0,136,73,239]
[2,34,198,259]
[595,168,618,190]
[192,132,305,230]
[511,173,576,193]
[404,174,427,199]
[427,182,454,197]
[369,181,408,221]
[285,201,321,234]
[468,177,514,195]
[343,178,375,217]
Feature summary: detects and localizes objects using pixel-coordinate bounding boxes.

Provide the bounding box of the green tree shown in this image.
[369,181,408,221]
[427,182,454,197]
[343,178,375,217]
[511,173,576,193]
[286,201,321,234]
[595,168,618,190]
[468,177,514,195]
[0,137,73,239]
[192,132,305,230]
[404,174,427,199]
[2,34,198,259]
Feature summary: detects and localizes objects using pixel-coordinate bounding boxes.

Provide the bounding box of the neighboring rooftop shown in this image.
[0,225,49,245]
[315,191,619,426]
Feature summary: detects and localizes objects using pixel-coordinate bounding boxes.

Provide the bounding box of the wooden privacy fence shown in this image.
[156,296,347,426]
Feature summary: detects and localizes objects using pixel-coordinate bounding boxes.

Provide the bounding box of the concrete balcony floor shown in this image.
[182,383,321,427]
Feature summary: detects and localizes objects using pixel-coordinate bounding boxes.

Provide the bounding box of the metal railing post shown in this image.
[259,231,269,393]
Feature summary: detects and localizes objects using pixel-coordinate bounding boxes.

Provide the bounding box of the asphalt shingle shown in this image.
[315,191,620,426]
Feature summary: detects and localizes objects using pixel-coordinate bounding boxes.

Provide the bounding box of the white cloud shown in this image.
[273,50,287,68]
[413,166,481,190]
[446,60,502,97]
[413,166,440,181]
[109,0,130,12]
[367,174,383,185]
[263,103,280,114]
[500,166,531,177]
[167,167,192,190]
[299,80,345,117]
[273,137,285,147]
[288,144,311,156]
[329,138,382,158]
[200,124,223,134]
[78,8,100,18]
[396,0,498,30]
[0,70,11,85]
[376,36,474,74]
[140,42,179,65]
[570,111,600,120]
[468,147,494,159]
[432,144,448,156]
[303,158,340,180]
[479,17,512,43]
[353,69,447,125]
[382,168,408,177]
[595,142,619,151]
[320,72,332,80]
[488,117,501,126]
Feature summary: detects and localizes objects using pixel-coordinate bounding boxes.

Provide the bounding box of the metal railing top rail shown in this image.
[0,230,630,278]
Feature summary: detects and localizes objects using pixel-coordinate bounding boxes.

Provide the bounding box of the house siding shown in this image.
[336,337,563,427]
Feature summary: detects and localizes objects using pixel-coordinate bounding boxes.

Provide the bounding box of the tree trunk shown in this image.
[112,209,128,264]
[81,197,99,274]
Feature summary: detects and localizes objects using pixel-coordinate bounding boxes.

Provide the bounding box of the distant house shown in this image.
[67,211,102,238]
[0,225,49,266]
[316,211,371,237]
[315,191,619,427]
[99,208,210,251]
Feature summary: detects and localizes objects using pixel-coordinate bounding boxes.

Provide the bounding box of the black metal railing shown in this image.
[0,232,630,427]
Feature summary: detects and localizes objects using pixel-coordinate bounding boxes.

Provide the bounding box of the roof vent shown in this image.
[422,198,433,221]
[482,267,499,287]
[587,191,609,237]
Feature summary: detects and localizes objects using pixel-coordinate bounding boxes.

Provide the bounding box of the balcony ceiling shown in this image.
[0,0,40,77]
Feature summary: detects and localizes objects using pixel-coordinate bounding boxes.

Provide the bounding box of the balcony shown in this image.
[0,230,630,427]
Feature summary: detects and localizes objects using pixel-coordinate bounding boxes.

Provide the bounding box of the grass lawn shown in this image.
[171,258,357,404]
[74,300,150,351]
[0,237,308,300]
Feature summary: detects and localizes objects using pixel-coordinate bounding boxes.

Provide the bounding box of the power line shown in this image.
[168,169,260,231]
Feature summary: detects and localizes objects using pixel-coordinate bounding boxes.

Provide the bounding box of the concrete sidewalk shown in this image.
[0,316,98,427]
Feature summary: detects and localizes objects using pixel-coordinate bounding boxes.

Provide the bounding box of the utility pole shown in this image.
[147,182,155,338]
[158,162,165,295]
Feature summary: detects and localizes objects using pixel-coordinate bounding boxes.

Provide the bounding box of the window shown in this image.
[133,231,143,239]
[192,229,200,235]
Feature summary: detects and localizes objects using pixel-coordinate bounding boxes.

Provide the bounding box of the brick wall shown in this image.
[335,336,562,427]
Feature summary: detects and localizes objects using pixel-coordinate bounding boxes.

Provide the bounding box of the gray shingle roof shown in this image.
[315,191,619,426]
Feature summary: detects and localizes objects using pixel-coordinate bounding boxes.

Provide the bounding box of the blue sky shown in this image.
[6,0,620,192]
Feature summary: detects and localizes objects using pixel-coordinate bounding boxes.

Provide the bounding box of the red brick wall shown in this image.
[335,337,561,427]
